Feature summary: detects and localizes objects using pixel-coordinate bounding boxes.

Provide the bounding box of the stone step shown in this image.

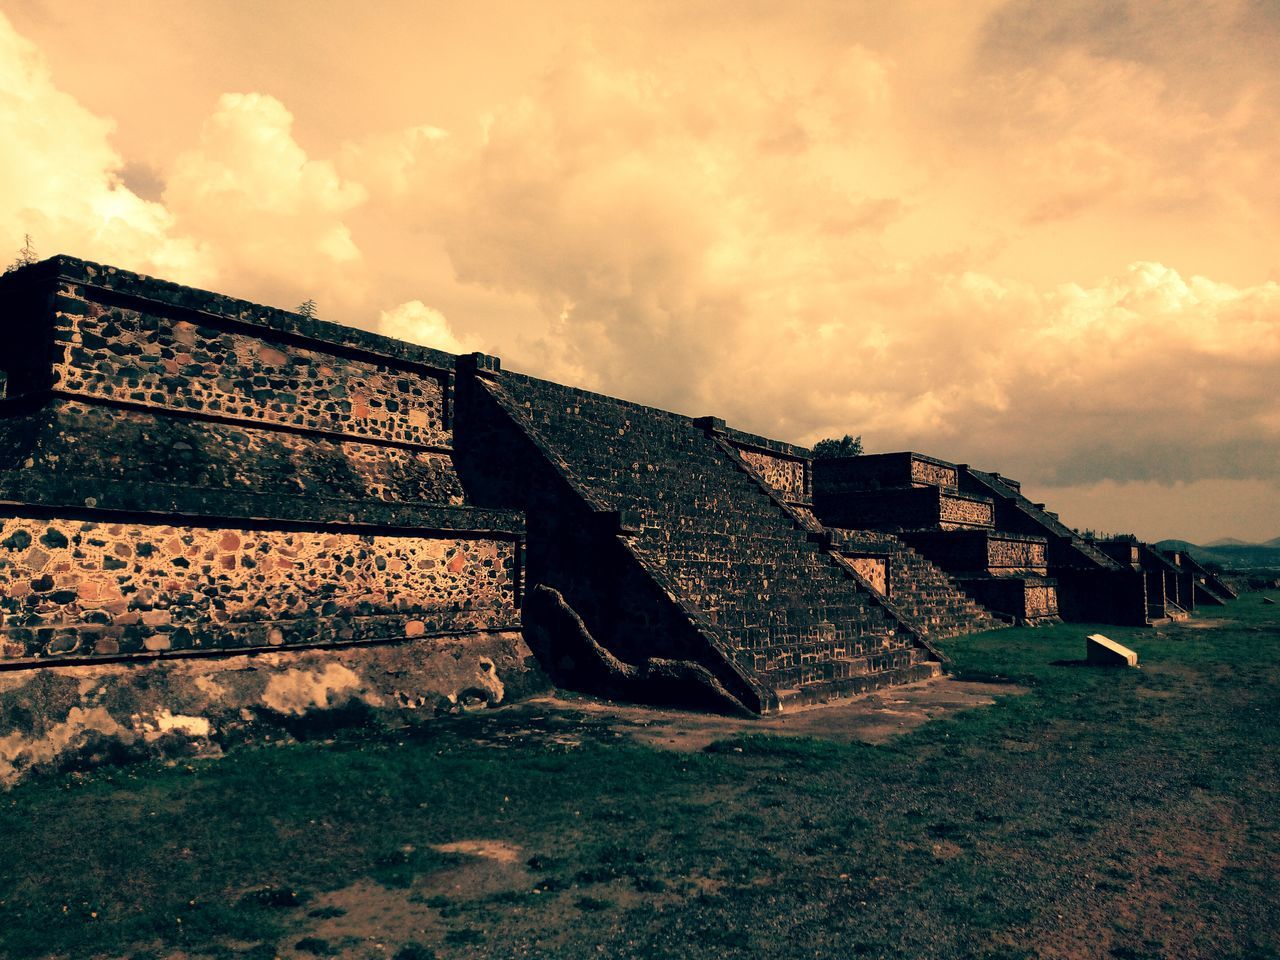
[774,660,942,709]
[497,372,939,712]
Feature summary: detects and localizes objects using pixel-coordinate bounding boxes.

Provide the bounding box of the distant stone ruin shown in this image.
[0,257,1230,782]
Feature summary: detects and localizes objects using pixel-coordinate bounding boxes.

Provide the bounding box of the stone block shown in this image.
[1086,633,1137,667]
[457,352,502,377]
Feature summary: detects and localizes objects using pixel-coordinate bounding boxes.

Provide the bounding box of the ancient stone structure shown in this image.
[810,453,1062,625]
[0,257,539,782]
[955,469,1149,624]
[1092,538,1224,623]
[1159,548,1236,607]
[0,256,1214,781]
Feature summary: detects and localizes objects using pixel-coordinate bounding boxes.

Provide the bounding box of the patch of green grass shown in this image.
[0,599,1277,958]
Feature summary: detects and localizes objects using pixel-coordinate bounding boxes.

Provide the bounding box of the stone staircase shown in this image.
[961,467,1120,571]
[481,371,940,711]
[1194,579,1234,606]
[827,529,1004,639]
[811,453,1060,625]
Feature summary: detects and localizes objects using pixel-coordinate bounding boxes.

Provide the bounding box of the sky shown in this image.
[2,0,1278,543]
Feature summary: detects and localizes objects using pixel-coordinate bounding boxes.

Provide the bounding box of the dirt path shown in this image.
[523,675,1025,752]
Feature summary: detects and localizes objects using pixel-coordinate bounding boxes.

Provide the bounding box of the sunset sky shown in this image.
[3,1,1278,542]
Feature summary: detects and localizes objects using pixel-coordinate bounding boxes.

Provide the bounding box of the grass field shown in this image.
[2,599,1278,959]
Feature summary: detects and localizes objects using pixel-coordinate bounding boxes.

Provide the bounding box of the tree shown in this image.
[296,298,318,319]
[5,234,37,273]
[811,434,863,459]
[1078,528,1136,543]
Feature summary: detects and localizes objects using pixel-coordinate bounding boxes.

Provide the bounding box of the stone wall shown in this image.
[0,515,517,663]
[0,257,548,783]
[848,556,888,595]
[826,529,1001,640]
[1024,584,1057,619]
[901,530,1047,576]
[1097,540,1141,568]
[723,428,812,504]
[738,449,808,503]
[910,459,958,490]
[813,486,995,532]
[958,575,1060,624]
[938,493,995,529]
[53,302,449,446]
[0,400,464,505]
[814,452,957,495]
[988,536,1047,572]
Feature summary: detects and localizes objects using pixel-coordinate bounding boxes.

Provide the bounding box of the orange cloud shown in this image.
[0,11,210,281]
[3,2,1277,538]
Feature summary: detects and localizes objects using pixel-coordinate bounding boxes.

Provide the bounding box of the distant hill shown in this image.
[1155,538,1280,571]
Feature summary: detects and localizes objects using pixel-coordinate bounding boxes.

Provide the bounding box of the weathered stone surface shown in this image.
[911,458,958,490]
[737,448,808,504]
[0,400,464,505]
[938,493,997,529]
[812,456,1060,626]
[0,257,543,788]
[53,302,450,447]
[0,632,547,786]
[848,556,888,596]
[0,516,518,662]
[813,483,995,532]
[1086,633,1138,667]
[900,530,1048,577]
[813,452,956,495]
[957,469,1150,626]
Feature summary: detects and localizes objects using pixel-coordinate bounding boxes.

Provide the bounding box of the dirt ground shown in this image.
[523,676,1026,752]
[4,604,1278,960]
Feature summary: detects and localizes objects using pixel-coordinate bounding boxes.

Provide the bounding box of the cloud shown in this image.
[3,3,1278,537]
[417,44,908,413]
[338,124,450,197]
[164,92,368,309]
[0,13,373,313]
[376,300,477,355]
[999,263,1280,486]
[975,49,1267,226]
[779,260,1280,490]
[369,42,1279,501]
[1033,478,1280,544]
[0,10,211,281]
